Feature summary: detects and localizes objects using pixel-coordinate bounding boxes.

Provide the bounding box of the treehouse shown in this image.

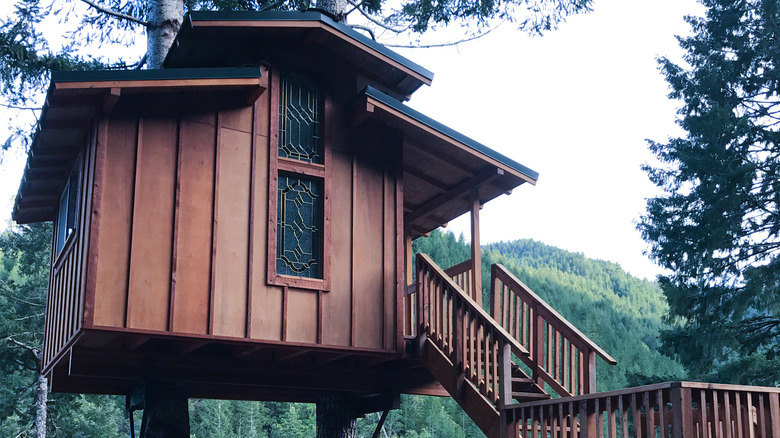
[12,10,780,438]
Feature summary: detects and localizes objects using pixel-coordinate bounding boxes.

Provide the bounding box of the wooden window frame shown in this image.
[53,155,82,265]
[267,68,332,292]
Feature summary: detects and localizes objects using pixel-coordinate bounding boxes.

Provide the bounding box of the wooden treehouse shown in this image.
[13,10,780,437]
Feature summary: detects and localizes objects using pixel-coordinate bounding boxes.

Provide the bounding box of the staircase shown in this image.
[413,253,616,438]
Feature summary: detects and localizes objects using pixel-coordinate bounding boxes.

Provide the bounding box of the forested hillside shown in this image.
[0,226,685,437]
[414,231,686,392]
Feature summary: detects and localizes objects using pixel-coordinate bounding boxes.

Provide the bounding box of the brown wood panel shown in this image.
[321,150,352,346]
[221,106,253,133]
[353,157,384,349]
[212,126,252,337]
[383,167,396,350]
[126,118,177,331]
[93,118,137,327]
[248,124,284,340]
[285,288,318,343]
[171,119,216,334]
[249,85,283,341]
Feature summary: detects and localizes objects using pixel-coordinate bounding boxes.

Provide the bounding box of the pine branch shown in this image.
[345,0,409,33]
[78,0,150,27]
[383,25,499,48]
[3,336,40,356]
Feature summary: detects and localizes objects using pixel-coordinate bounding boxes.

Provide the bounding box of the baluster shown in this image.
[713,391,722,438]
[632,393,641,438]
[644,391,654,438]
[724,391,733,438]
[657,390,666,438]
[620,395,629,438]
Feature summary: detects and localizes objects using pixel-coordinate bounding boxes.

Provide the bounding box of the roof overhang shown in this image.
[164,11,433,100]
[353,86,539,238]
[12,67,266,224]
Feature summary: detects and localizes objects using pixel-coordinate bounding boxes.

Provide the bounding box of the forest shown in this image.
[1,225,686,437]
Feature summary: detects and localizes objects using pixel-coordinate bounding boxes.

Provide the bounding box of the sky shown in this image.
[0,0,704,280]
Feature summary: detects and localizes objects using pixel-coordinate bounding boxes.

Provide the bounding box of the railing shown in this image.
[491,264,616,397]
[510,381,780,438]
[445,259,476,301]
[417,253,528,408]
[44,236,86,371]
[404,258,475,338]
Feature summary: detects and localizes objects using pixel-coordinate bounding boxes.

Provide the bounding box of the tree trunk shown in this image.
[315,0,348,21]
[316,393,358,438]
[140,382,190,438]
[146,0,183,69]
[34,371,47,438]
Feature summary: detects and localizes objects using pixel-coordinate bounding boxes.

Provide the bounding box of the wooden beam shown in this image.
[102,88,121,113]
[470,187,482,306]
[405,166,503,226]
[403,166,450,192]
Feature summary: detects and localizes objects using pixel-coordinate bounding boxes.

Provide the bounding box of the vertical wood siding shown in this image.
[42,123,97,371]
[83,83,400,353]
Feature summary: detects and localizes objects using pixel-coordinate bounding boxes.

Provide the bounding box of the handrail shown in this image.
[508,381,780,438]
[491,263,616,397]
[416,253,528,408]
[419,254,529,358]
[444,258,475,301]
[493,264,615,364]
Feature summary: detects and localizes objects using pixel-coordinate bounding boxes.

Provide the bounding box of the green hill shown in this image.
[414,230,686,392]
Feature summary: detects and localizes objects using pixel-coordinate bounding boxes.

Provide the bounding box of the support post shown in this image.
[670,384,693,438]
[139,381,190,438]
[470,188,482,306]
[316,393,358,438]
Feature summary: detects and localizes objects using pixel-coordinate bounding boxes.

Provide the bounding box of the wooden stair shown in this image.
[414,253,616,438]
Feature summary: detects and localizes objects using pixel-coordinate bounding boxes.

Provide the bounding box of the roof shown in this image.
[354,86,539,237]
[164,10,433,100]
[12,67,266,224]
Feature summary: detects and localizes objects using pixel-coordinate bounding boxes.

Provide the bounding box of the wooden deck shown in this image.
[510,381,780,438]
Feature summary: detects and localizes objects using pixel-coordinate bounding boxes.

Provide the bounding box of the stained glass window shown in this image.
[277,173,323,278]
[279,72,322,164]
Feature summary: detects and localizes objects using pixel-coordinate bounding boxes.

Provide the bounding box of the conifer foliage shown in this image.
[640,0,780,384]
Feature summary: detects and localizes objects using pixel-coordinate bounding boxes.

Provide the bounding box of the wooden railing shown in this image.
[404,258,475,338]
[445,259,476,301]
[44,237,86,371]
[491,264,616,397]
[417,253,528,408]
[510,381,780,438]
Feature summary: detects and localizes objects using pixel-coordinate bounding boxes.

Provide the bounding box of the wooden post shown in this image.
[533,313,544,388]
[316,393,358,438]
[405,234,413,336]
[139,381,190,438]
[470,188,482,306]
[583,350,597,394]
[671,385,693,438]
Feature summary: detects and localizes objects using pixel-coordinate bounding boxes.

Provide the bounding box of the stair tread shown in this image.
[512,391,550,399]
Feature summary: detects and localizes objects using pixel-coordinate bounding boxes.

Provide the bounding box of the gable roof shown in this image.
[164,10,433,100]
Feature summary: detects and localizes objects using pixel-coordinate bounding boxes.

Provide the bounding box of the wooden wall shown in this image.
[85,78,401,353]
[43,122,97,371]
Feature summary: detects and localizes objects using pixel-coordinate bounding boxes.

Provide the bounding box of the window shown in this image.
[268,70,330,290]
[55,159,81,256]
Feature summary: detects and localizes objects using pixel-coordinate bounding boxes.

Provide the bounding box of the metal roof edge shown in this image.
[184,10,434,83]
[362,85,539,182]
[51,66,264,83]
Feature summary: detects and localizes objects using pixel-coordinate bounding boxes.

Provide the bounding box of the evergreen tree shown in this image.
[639,0,780,385]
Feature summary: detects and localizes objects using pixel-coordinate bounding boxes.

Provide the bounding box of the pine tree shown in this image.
[639,0,780,385]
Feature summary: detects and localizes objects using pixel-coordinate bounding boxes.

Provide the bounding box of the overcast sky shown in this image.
[0,0,703,280]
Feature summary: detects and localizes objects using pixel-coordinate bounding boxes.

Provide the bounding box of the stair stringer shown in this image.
[419,335,504,438]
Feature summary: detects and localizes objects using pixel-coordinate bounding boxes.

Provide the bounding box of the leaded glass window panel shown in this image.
[279,72,322,164]
[277,173,324,278]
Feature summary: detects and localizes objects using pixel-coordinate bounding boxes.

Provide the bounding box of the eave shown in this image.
[12,67,267,224]
[353,86,539,238]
